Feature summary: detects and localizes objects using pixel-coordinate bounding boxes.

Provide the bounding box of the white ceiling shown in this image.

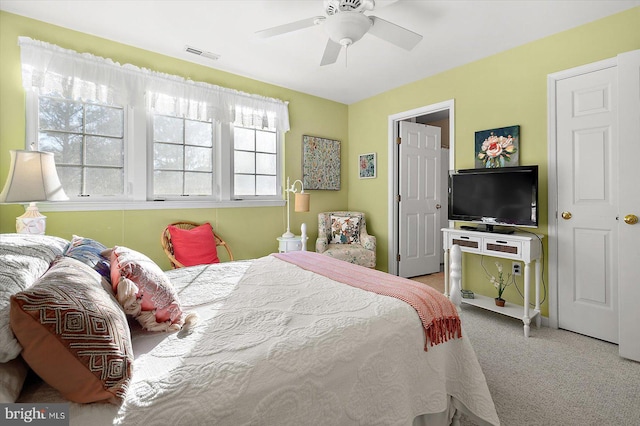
[1,0,638,104]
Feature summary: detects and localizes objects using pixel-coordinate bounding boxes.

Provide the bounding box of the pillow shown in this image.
[168,223,220,267]
[104,246,196,332]
[330,215,360,244]
[0,357,28,403]
[0,233,70,363]
[10,257,133,404]
[63,235,111,282]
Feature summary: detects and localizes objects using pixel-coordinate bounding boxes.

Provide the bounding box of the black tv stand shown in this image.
[459,225,515,235]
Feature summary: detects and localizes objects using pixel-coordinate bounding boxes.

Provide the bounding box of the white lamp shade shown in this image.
[0,150,68,203]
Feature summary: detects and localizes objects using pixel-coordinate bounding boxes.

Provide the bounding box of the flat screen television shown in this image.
[448,165,538,232]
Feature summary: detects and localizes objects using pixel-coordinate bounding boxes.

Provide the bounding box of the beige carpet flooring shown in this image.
[409,271,445,293]
[411,271,640,425]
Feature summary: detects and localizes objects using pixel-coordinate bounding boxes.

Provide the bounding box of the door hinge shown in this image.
[396,194,401,202]
[397,254,401,261]
[396,137,401,145]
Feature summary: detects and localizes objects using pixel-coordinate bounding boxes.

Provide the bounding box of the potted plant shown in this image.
[490,261,512,307]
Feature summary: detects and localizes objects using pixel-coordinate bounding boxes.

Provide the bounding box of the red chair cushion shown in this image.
[168,223,220,267]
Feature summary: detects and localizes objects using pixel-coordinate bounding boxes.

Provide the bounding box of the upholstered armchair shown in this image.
[316,211,376,268]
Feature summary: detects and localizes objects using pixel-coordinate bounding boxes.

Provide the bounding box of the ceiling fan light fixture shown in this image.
[324,11,371,45]
[257,0,420,66]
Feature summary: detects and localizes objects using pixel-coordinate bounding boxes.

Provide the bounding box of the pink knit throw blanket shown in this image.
[273,251,461,351]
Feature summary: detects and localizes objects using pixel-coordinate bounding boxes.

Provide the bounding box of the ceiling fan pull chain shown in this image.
[345,44,349,67]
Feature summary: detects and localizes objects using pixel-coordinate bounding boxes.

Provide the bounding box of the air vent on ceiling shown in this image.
[184,45,220,61]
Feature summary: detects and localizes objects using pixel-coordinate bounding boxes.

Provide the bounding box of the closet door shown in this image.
[552,49,640,361]
[556,66,619,344]
[617,50,640,362]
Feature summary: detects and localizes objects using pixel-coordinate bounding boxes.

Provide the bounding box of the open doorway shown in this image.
[387,100,455,276]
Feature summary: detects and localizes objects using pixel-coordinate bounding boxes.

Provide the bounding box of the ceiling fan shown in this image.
[256,0,423,66]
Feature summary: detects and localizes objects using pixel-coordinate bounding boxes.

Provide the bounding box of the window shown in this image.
[233,124,278,197]
[20,37,289,210]
[37,95,125,198]
[152,114,214,198]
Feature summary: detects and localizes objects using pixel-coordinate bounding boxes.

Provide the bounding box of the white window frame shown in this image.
[26,94,285,212]
[232,122,281,200]
[148,113,217,201]
[29,92,131,201]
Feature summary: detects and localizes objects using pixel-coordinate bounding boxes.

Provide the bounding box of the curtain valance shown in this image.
[18,37,289,130]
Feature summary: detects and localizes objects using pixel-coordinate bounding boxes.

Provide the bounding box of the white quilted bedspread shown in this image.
[19,255,499,426]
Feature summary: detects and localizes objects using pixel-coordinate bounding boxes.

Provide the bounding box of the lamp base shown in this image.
[16,202,46,235]
[300,223,307,251]
[281,231,295,239]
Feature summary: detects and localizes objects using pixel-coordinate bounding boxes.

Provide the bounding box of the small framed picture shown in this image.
[475,125,520,168]
[359,152,376,179]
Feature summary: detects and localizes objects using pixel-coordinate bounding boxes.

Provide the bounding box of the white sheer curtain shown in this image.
[19,37,290,131]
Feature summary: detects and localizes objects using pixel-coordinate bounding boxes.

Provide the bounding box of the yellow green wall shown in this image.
[347,7,640,315]
[0,11,349,269]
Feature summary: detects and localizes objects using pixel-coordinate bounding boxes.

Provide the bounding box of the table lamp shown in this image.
[0,149,68,234]
[282,176,310,238]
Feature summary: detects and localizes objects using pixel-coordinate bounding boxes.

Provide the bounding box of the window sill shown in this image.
[23,199,285,212]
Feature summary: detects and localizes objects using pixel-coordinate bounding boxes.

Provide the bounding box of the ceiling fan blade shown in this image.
[255,16,324,38]
[320,39,342,66]
[368,16,422,51]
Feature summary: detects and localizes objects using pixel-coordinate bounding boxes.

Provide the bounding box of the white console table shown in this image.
[442,227,543,337]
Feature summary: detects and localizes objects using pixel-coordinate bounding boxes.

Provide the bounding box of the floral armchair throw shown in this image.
[316,211,376,268]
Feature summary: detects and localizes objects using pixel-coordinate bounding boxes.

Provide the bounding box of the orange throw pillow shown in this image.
[168,223,220,267]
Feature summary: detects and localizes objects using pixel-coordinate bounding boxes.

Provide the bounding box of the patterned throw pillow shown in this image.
[10,257,133,404]
[105,246,195,332]
[330,215,360,244]
[63,235,111,282]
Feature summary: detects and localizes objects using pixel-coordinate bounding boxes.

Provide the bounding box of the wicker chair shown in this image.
[161,221,233,269]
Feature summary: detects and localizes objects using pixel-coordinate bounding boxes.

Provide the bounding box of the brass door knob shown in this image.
[624,214,639,225]
[561,211,572,220]
[436,204,441,209]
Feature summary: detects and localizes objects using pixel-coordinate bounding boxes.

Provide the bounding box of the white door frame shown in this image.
[388,99,455,276]
[546,57,617,329]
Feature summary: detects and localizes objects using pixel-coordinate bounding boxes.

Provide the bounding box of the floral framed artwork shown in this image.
[302,135,341,190]
[359,152,376,179]
[475,125,520,168]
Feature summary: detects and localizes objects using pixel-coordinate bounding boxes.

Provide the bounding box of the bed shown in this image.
[0,233,499,425]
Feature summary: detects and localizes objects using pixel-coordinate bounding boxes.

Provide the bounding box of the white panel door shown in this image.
[556,67,619,343]
[398,121,441,277]
[617,50,640,361]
